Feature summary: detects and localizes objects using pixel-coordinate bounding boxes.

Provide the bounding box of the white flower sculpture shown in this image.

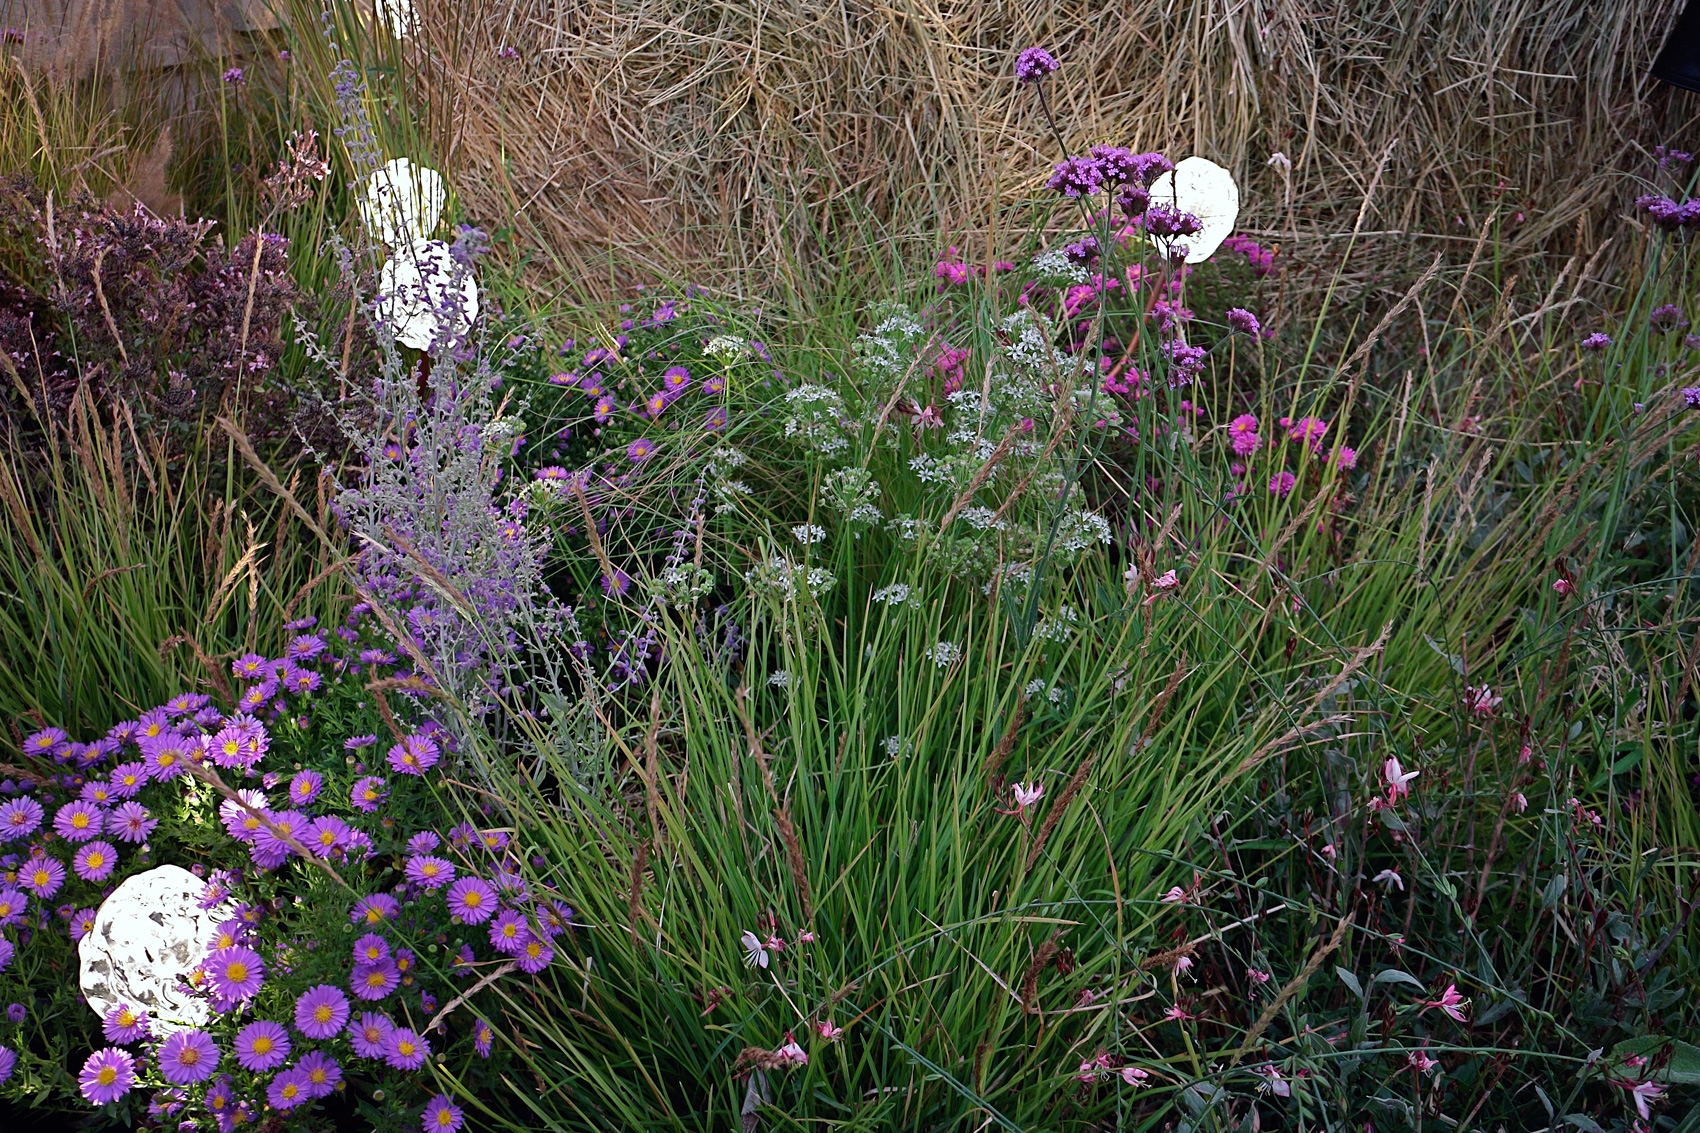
[357,157,446,249]
[373,0,419,41]
[375,239,480,351]
[1148,156,1240,263]
[78,865,229,1035]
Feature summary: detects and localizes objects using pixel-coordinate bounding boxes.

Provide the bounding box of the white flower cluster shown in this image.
[706,446,751,515]
[1023,678,1066,705]
[1033,605,1079,642]
[883,734,912,758]
[704,335,749,359]
[792,524,827,545]
[653,563,715,602]
[1029,248,1091,285]
[855,304,927,379]
[783,385,848,456]
[824,467,883,526]
[744,555,837,602]
[1055,509,1113,555]
[768,670,793,689]
[1000,309,1071,377]
[872,583,912,606]
[925,640,961,667]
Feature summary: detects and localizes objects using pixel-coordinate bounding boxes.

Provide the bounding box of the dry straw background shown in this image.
[400,0,1698,295]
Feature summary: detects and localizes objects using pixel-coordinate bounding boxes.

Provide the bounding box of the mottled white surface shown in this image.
[1148,157,1240,264]
[358,158,446,249]
[78,865,226,1034]
[376,240,480,351]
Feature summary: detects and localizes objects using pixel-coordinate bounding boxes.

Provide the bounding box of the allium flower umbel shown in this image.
[1014,46,1059,84]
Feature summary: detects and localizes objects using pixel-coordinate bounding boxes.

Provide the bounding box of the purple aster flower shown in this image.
[70,906,99,941]
[250,810,309,870]
[351,775,388,813]
[285,634,326,661]
[479,828,511,853]
[489,909,532,955]
[165,693,210,716]
[5,1003,23,1023]
[266,1067,312,1111]
[514,935,555,974]
[79,1047,136,1105]
[1014,46,1059,83]
[79,780,116,807]
[204,1076,234,1119]
[232,653,268,680]
[0,889,24,926]
[207,727,251,770]
[345,732,380,749]
[232,1020,290,1072]
[405,854,456,890]
[1226,308,1263,336]
[53,800,103,842]
[353,933,391,966]
[446,877,498,925]
[297,1050,342,1098]
[350,1011,395,1058]
[19,856,64,898]
[24,727,69,757]
[351,893,400,925]
[237,679,278,713]
[383,1027,430,1071]
[219,791,271,844]
[158,1029,220,1085]
[0,797,43,840]
[72,840,118,883]
[0,1046,13,1085]
[278,663,321,696]
[207,946,266,1000]
[1046,155,1104,198]
[406,831,441,855]
[424,1093,466,1132]
[102,1003,150,1044]
[394,948,417,978]
[294,985,350,1039]
[473,1018,494,1057]
[104,801,156,847]
[627,437,657,463]
[140,733,191,781]
[352,958,400,1001]
[1269,470,1297,497]
[108,763,146,799]
[662,365,692,392]
[387,734,439,776]
[0,938,11,973]
[594,395,616,423]
[284,812,335,855]
[451,943,477,976]
[1580,332,1612,350]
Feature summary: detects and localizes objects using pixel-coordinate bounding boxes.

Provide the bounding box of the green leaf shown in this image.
[1423,635,1466,674]
[1336,966,1364,998]
[1610,1036,1700,1085]
[1372,968,1427,990]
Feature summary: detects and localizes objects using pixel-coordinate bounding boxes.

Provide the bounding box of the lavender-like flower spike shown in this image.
[1014,47,1059,84]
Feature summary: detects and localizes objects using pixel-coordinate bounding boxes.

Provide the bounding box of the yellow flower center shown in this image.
[179,1048,200,1066]
[86,851,105,869]
[226,961,248,982]
[281,1083,298,1100]
[309,1068,325,1084]
[251,1036,272,1054]
[158,753,176,767]
[71,813,89,829]
[463,891,483,907]
[437,1112,455,1128]
[31,870,48,886]
[97,1066,117,1086]
[366,972,386,989]
[314,1005,333,1023]
[398,1040,416,1056]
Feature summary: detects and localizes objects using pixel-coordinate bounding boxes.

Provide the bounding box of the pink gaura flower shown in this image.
[1408,1049,1439,1073]
[816,1019,843,1041]
[1383,756,1419,801]
[1422,983,1470,1024]
[1464,685,1503,717]
[1373,868,1404,892]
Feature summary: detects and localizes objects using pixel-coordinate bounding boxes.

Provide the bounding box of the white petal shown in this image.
[358,158,446,248]
[79,865,231,1034]
[1147,157,1240,263]
[375,240,479,351]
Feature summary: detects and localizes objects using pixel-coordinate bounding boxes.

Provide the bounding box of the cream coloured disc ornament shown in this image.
[357,158,446,249]
[1147,156,1240,264]
[375,239,480,351]
[78,865,228,1034]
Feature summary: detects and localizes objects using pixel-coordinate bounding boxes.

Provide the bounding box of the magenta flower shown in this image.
[351,893,401,925]
[404,854,455,890]
[488,909,532,955]
[423,1093,466,1132]
[53,801,103,843]
[1287,415,1328,449]
[351,775,388,812]
[267,1067,312,1110]
[288,770,324,807]
[158,1029,220,1085]
[101,1004,149,1044]
[1335,446,1358,470]
[0,889,26,926]
[350,1012,395,1058]
[72,841,118,883]
[473,1018,494,1058]
[20,855,65,898]
[79,1047,136,1105]
[1580,332,1612,350]
[627,437,657,463]
[294,985,350,1039]
[0,797,44,840]
[1421,983,1470,1024]
[353,933,391,965]
[446,877,498,924]
[1014,46,1059,83]
[1268,471,1297,497]
[297,1050,342,1098]
[352,959,401,1001]
[232,1020,291,1072]
[208,946,266,1000]
[384,1027,431,1071]
[1226,307,1262,336]
[387,733,440,776]
[1228,414,1260,457]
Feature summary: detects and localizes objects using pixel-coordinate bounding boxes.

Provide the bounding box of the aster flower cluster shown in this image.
[2,614,576,1129]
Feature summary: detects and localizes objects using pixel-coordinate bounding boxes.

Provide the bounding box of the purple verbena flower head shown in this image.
[1226,308,1262,336]
[1046,156,1104,198]
[1580,332,1612,351]
[1014,46,1059,84]
[1682,387,1700,409]
[1651,304,1689,333]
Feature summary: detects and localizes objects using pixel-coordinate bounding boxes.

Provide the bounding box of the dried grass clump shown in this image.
[396,0,1695,297]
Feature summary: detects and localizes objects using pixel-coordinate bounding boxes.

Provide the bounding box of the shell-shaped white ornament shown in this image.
[357,158,446,248]
[373,0,419,40]
[78,865,230,1035]
[375,239,480,351]
[1147,157,1240,264]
